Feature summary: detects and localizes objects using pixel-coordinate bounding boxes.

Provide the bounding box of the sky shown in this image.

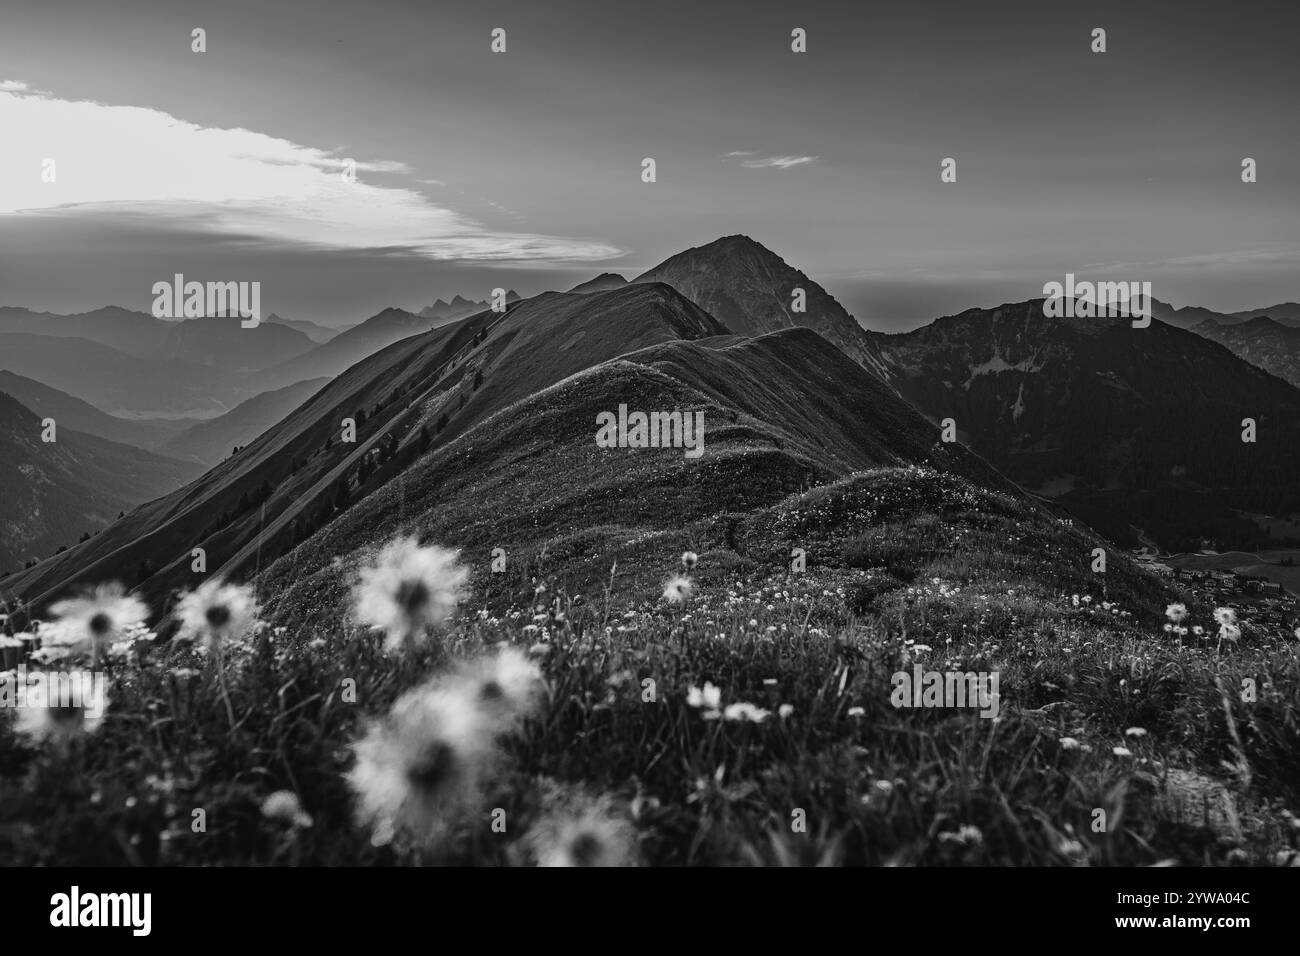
[0,0,1297,331]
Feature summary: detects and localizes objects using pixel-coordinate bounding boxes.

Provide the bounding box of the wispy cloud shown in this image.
[739,155,819,170]
[0,82,620,263]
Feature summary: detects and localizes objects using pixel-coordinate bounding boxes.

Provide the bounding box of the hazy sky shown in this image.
[1,0,1297,330]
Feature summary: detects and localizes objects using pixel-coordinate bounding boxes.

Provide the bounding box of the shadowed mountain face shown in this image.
[0,392,205,574]
[1191,316,1300,388]
[633,235,894,383]
[878,300,1300,550]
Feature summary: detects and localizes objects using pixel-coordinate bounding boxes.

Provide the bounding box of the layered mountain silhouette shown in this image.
[265,313,344,343]
[0,306,315,369]
[6,235,1300,617]
[0,392,205,574]
[0,371,195,450]
[0,332,248,416]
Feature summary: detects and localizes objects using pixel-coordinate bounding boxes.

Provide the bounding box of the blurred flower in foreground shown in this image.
[47,583,147,660]
[662,575,693,604]
[348,677,498,847]
[176,580,259,648]
[526,780,638,867]
[261,790,313,828]
[354,537,468,652]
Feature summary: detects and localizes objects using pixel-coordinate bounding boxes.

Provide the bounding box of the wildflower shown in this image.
[353,537,467,651]
[526,781,638,867]
[686,682,722,719]
[1213,607,1237,626]
[1192,625,1204,637]
[778,704,794,719]
[1125,727,1148,738]
[662,575,693,604]
[723,702,769,723]
[847,706,865,718]
[939,824,983,846]
[261,790,313,828]
[1059,737,1081,750]
[456,645,544,725]
[175,580,259,647]
[46,583,148,660]
[13,670,109,743]
[1112,746,1133,757]
[1220,623,1241,643]
[1165,603,1187,623]
[347,678,499,846]
[680,551,698,571]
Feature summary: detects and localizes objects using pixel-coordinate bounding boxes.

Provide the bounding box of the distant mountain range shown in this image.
[4,235,1300,603]
[265,313,345,343]
[419,291,519,327]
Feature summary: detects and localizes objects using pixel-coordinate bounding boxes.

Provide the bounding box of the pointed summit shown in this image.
[633,236,893,383]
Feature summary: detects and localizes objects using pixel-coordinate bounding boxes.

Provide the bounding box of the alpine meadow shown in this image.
[1,0,1299,900]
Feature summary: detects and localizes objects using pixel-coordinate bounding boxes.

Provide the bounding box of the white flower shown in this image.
[723,702,769,723]
[346,677,499,846]
[456,645,544,726]
[1213,607,1237,626]
[1125,727,1147,738]
[1219,623,1241,643]
[687,682,722,712]
[847,706,865,718]
[261,790,313,828]
[662,575,693,604]
[13,670,110,743]
[46,583,148,659]
[176,580,259,647]
[353,537,468,652]
[1059,737,1081,750]
[1165,603,1187,623]
[680,551,698,571]
[527,780,638,867]
[778,704,794,719]
[1112,746,1133,757]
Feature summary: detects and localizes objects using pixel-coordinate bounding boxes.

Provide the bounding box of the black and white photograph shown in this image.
[0,0,1296,932]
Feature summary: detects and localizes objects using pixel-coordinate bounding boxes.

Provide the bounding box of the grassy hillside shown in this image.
[4,465,1296,866]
